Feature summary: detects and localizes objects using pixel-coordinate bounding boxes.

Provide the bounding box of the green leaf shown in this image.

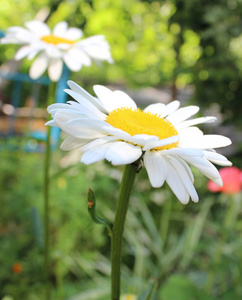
[138,279,156,300]
[160,275,215,300]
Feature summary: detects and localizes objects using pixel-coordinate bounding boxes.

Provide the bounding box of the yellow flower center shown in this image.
[41,34,75,45]
[106,108,179,150]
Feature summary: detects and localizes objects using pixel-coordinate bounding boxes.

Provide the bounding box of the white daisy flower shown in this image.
[1,20,113,81]
[47,81,232,204]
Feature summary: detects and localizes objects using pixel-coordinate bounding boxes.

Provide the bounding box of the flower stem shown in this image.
[44,81,56,300]
[111,163,137,300]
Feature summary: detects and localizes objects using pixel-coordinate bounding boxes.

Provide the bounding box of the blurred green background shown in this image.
[0,0,242,299]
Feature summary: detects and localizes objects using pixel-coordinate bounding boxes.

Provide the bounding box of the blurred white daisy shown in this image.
[1,20,113,81]
[120,294,137,300]
[47,81,232,204]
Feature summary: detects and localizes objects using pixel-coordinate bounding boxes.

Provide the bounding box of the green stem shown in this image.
[44,82,56,300]
[111,163,137,300]
[205,195,241,294]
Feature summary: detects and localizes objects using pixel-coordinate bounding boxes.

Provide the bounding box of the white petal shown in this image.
[48,59,63,82]
[166,106,200,125]
[78,35,113,62]
[81,142,112,165]
[66,27,83,40]
[52,109,84,123]
[47,103,72,114]
[81,136,117,152]
[45,44,62,58]
[64,49,91,70]
[203,150,232,166]
[132,134,159,147]
[176,117,216,130]
[143,135,179,151]
[174,155,194,183]
[143,150,167,187]
[25,20,50,36]
[15,45,33,60]
[165,160,190,204]
[66,81,108,114]
[103,126,133,142]
[27,48,41,60]
[64,89,106,120]
[181,156,222,186]
[29,53,48,79]
[60,136,89,150]
[181,134,232,149]
[168,156,198,203]
[161,147,204,157]
[93,85,137,112]
[144,103,166,115]
[60,118,108,139]
[161,100,180,117]
[105,142,142,165]
[178,127,204,147]
[45,120,57,127]
[53,22,68,36]
[63,53,83,71]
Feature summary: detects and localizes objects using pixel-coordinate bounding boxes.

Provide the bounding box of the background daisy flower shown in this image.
[47,81,232,204]
[1,20,113,81]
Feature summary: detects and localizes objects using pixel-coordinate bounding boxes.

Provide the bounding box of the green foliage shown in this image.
[160,275,214,300]
[2,0,242,125]
[0,140,241,299]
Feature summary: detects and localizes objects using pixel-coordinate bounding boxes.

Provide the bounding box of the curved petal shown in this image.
[64,49,91,70]
[161,100,180,117]
[168,156,198,202]
[203,150,232,166]
[105,142,142,165]
[161,148,204,157]
[176,116,216,130]
[25,20,50,36]
[165,159,190,204]
[66,27,83,40]
[60,118,108,139]
[81,136,117,152]
[144,103,166,115]
[166,106,200,125]
[93,85,137,112]
[66,81,108,114]
[81,142,112,165]
[15,45,33,60]
[29,53,48,79]
[180,134,232,149]
[60,136,90,150]
[64,89,106,120]
[53,22,68,37]
[48,59,63,82]
[144,150,167,187]
[181,156,223,186]
[143,135,179,151]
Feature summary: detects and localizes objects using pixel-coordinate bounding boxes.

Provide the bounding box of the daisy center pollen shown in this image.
[106,108,179,150]
[41,34,75,45]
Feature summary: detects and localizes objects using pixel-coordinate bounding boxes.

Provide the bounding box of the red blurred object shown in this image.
[207,167,242,195]
[12,263,23,274]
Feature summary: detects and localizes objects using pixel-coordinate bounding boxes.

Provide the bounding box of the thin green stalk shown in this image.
[160,198,172,249]
[205,195,241,294]
[111,163,137,300]
[44,82,56,300]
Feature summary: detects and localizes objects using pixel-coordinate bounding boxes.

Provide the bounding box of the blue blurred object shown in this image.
[0,63,70,151]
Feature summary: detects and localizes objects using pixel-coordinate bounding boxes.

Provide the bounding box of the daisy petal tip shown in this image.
[179,198,190,205]
[192,195,199,203]
[214,178,223,187]
[45,120,54,126]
